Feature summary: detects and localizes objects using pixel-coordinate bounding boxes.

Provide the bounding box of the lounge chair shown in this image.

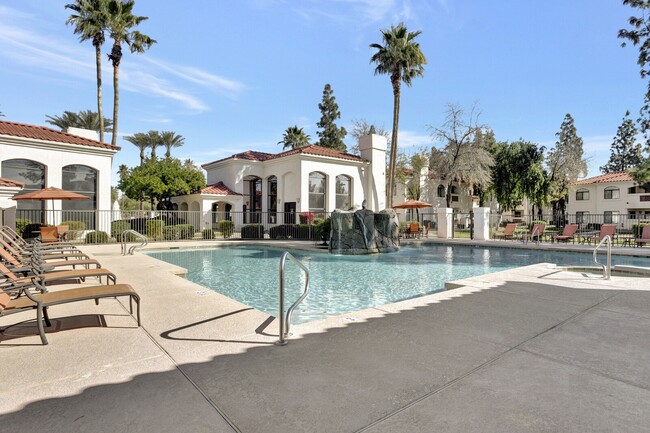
[0,277,140,345]
[580,224,616,245]
[1,262,116,287]
[522,223,545,244]
[494,223,517,240]
[554,224,578,243]
[1,226,77,251]
[0,242,100,271]
[635,225,650,247]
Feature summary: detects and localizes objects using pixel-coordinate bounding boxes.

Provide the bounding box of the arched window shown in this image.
[267,176,277,223]
[604,187,619,200]
[62,165,97,228]
[309,172,326,212]
[335,175,351,210]
[575,189,589,201]
[1,159,46,212]
[437,184,445,198]
[243,175,262,223]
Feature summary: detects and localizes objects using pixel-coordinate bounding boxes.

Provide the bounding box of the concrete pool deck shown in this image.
[1,239,649,432]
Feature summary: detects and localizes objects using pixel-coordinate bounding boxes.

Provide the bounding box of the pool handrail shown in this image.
[120,230,148,255]
[593,235,612,280]
[276,251,310,346]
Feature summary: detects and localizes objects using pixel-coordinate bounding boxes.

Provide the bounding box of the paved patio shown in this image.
[1,240,649,432]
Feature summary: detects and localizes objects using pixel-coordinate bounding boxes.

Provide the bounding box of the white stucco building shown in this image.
[568,171,650,224]
[0,120,119,232]
[172,134,387,230]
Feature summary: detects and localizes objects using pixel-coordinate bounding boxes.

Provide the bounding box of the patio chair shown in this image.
[635,225,650,247]
[493,223,517,240]
[580,224,616,245]
[39,226,60,243]
[0,277,140,345]
[406,223,420,239]
[554,224,578,243]
[522,223,545,244]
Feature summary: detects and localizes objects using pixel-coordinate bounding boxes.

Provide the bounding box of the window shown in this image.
[450,185,459,195]
[603,211,619,224]
[62,165,97,229]
[604,187,619,199]
[437,184,445,198]
[335,175,351,210]
[267,176,277,223]
[575,189,589,201]
[1,159,46,212]
[628,185,648,194]
[309,172,326,212]
[576,211,589,224]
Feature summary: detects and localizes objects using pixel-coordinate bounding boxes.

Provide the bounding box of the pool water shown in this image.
[146,244,649,323]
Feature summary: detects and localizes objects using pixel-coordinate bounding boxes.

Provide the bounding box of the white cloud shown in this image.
[291,0,417,26]
[398,130,430,148]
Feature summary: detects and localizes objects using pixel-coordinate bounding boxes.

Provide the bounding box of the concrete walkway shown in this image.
[1,240,649,432]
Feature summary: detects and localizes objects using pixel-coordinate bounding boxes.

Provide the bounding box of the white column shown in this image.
[473,207,491,240]
[359,134,387,211]
[437,207,453,239]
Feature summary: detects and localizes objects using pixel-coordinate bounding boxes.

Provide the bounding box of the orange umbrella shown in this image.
[392,199,432,209]
[13,187,89,224]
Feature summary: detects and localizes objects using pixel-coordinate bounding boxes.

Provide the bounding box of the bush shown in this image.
[176,224,195,240]
[268,224,314,240]
[16,218,31,238]
[85,231,110,244]
[299,212,315,224]
[315,217,331,242]
[163,225,180,240]
[202,228,215,239]
[632,223,650,237]
[241,224,264,239]
[61,220,86,240]
[110,220,134,241]
[217,220,235,238]
[22,223,43,240]
[146,220,165,240]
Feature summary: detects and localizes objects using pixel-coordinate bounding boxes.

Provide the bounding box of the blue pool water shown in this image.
[146,244,648,323]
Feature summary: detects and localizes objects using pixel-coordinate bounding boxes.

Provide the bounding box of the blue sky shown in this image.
[0,0,646,181]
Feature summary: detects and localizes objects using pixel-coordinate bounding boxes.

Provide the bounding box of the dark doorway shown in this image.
[284,202,296,224]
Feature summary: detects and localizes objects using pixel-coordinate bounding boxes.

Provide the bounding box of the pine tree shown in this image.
[316,84,347,151]
[547,113,588,214]
[601,111,644,173]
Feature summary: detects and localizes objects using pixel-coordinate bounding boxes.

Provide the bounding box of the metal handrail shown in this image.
[593,235,612,280]
[276,251,310,346]
[120,230,148,255]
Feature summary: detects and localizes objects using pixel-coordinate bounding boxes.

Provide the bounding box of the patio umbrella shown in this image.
[12,186,89,225]
[392,199,433,222]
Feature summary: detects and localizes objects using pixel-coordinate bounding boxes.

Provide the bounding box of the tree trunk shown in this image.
[95,44,104,143]
[111,49,120,148]
[387,85,401,208]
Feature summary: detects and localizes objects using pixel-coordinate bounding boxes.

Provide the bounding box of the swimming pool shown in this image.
[146,244,649,323]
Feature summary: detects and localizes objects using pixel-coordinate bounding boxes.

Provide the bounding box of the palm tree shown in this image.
[160,131,185,158]
[124,132,151,165]
[106,0,156,147]
[370,23,426,207]
[65,0,109,143]
[46,110,113,132]
[278,126,311,150]
[147,130,162,159]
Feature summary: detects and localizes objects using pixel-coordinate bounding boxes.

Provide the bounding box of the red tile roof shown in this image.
[0,177,24,188]
[202,145,366,167]
[0,120,120,151]
[200,182,241,195]
[574,171,633,185]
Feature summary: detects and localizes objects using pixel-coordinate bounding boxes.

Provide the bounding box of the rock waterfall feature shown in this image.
[329,208,400,254]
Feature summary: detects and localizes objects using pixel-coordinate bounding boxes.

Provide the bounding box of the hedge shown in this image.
[241,224,264,239]
[16,218,31,238]
[111,220,136,241]
[146,220,165,240]
[176,224,195,240]
[217,220,235,238]
[202,228,215,239]
[61,220,86,240]
[268,224,314,240]
[85,231,110,244]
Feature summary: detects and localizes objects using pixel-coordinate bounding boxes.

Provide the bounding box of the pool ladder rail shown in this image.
[593,235,612,280]
[120,230,148,256]
[276,251,310,346]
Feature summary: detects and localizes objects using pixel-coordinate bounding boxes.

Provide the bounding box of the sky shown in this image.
[0,0,647,182]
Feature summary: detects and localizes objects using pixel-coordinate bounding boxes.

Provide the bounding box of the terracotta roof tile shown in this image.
[0,177,24,188]
[0,120,120,151]
[574,171,633,185]
[200,182,241,195]
[202,145,366,168]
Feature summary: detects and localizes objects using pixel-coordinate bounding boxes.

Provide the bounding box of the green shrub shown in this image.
[268,224,314,240]
[163,226,180,240]
[315,217,331,242]
[217,220,235,238]
[85,231,110,244]
[176,224,195,240]
[61,220,86,240]
[632,223,650,237]
[202,228,215,239]
[146,220,165,240]
[110,220,135,241]
[241,224,264,239]
[15,218,31,238]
